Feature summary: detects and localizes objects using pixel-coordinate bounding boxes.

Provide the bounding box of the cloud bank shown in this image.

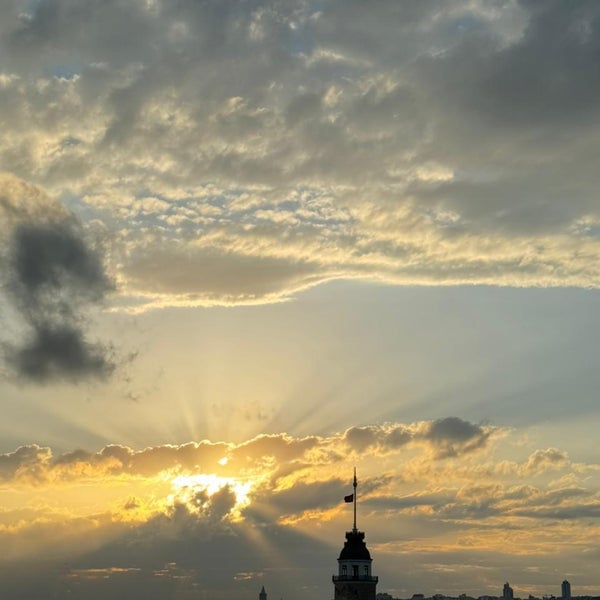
[0,418,598,599]
[0,1,598,308]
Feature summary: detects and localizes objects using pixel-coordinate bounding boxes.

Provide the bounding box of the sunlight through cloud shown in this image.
[170,473,254,521]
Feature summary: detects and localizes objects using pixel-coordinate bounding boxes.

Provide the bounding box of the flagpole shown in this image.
[353,467,357,532]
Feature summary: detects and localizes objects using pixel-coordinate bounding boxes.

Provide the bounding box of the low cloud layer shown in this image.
[0,418,498,486]
[0,174,114,382]
[0,2,598,308]
[0,418,598,599]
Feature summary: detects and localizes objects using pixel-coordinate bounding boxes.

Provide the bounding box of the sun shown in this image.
[170,473,254,520]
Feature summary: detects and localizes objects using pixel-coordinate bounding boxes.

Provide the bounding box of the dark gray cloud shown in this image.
[9,223,108,304]
[423,417,492,458]
[427,0,600,129]
[5,320,113,383]
[342,419,494,459]
[1,181,114,382]
[344,424,413,453]
[245,476,387,521]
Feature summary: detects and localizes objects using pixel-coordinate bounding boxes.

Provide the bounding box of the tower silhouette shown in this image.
[332,470,378,600]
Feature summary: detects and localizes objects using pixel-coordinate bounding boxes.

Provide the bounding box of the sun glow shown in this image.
[170,473,254,520]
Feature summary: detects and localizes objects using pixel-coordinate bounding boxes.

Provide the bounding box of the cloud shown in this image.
[0,3,598,308]
[0,419,503,496]
[344,424,414,453]
[0,418,598,598]
[423,1,600,129]
[152,486,238,535]
[422,417,493,458]
[0,173,70,224]
[5,319,114,382]
[246,476,382,523]
[122,243,327,306]
[0,174,114,382]
[0,444,52,483]
[343,418,495,459]
[229,433,321,469]
[522,448,569,474]
[0,440,235,484]
[510,502,600,520]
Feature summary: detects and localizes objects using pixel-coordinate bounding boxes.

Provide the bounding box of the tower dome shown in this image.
[339,530,372,561]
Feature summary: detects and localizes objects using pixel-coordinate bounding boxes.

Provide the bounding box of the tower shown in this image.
[259,586,267,600]
[562,580,571,599]
[332,469,378,600]
[503,583,514,600]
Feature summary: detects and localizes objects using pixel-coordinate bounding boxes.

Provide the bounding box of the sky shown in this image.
[0,1,599,599]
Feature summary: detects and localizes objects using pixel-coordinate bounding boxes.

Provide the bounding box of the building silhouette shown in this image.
[503,583,514,600]
[562,580,572,599]
[333,470,378,600]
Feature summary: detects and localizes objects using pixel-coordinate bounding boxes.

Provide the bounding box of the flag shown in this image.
[344,493,354,503]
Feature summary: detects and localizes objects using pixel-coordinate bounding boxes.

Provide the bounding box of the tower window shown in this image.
[353,565,359,579]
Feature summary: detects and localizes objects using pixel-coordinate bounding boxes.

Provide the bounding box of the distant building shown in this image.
[259,586,267,600]
[333,470,378,600]
[562,581,571,600]
[503,583,514,600]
